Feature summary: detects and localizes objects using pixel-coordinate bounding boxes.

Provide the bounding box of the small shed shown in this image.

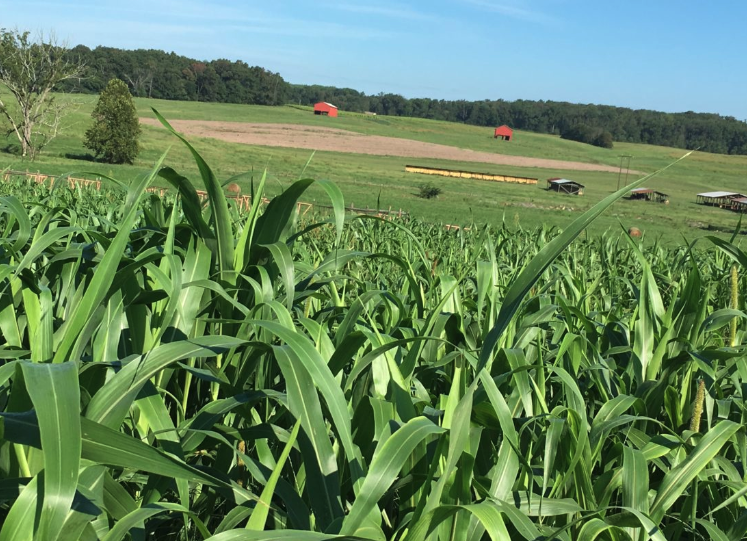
[732,197,747,212]
[494,125,513,141]
[314,102,338,117]
[696,191,746,208]
[629,188,669,204]
[548,178,584,195]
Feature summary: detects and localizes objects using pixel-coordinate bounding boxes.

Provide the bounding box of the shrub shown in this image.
[84,78,141,164]
[593,130,614,149]
[418,182,442,199]
[561,124,614,149]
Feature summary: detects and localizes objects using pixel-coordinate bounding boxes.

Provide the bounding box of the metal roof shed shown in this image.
[494,125,513,141]
[314,102,338,117]
[696,191,746,208]
[629,188,669,204]
[547,178,585,195]
[732,197,747,212]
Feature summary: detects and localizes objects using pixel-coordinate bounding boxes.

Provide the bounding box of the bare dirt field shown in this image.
[140,119,625,173]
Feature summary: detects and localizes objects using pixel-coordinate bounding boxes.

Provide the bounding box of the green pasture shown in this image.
[1,93,746,242]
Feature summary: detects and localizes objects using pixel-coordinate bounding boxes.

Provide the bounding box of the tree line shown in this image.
[288,85,747,155]
[60,45,287,105]
[40,43,747,156]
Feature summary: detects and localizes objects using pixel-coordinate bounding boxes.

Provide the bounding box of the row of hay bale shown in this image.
[405,165,538,185]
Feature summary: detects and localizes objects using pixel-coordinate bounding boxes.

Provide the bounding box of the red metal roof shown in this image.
[314,102,339,117]
[494,125,513,136]
[314,102,337,111]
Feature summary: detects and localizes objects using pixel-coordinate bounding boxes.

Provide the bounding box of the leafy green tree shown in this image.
[84,78,141,164]
[593,130,614,149]
[561,124,614,149]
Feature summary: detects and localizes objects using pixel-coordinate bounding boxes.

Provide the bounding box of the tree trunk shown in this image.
[22,115,32,158]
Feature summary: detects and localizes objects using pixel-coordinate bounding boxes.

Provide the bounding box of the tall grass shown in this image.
[0,123,745,541]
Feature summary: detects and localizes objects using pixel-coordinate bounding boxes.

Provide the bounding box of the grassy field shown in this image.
[2,93,746,241]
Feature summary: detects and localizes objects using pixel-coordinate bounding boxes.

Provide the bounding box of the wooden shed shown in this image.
[629,188,669,204]
[494,125,513,141]
[314,102,338,117]
[732,197,747,212]
[547,178,584,195]
[696,191,746,208]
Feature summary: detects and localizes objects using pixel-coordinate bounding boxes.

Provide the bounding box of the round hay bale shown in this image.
[227,182,241,195]
[628,226,642,238]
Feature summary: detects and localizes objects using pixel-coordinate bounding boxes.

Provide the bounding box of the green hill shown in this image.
[2,94,746,242]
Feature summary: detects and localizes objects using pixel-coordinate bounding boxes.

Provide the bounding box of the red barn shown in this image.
[314,102,338,117]
[494,125,513,141]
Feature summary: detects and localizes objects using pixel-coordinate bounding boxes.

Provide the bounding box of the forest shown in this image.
[61,45,288,106]
[61,44,747,155]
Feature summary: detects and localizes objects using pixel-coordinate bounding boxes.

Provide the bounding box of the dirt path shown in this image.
[140,118,627,173]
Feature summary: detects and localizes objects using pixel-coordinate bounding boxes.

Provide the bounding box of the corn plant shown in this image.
[0,122,745,541]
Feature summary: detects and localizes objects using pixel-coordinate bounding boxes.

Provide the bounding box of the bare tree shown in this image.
[0,29,84,159]
[124,60,157,98]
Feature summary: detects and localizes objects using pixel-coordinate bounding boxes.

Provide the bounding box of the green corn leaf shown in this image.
[262,241,296,311]
[252,320,359,481]
[101,502,210,541]
[206,532,357,540]
[650,420,741,522]
[152,108,235,284]
[340,416,445,536]
[52,151,168,363]
[246,418,302,530]
[0,412,240,490]
[21,361,81,541]
[273,345,342,530]
[577,518,628,541]
[694,518,731,541]
[0,474,41,541]
[86,335,246,428]
[0,196,31,253]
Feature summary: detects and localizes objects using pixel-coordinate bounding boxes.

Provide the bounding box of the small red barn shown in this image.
[314,102,338,117]
[494,125,513,141]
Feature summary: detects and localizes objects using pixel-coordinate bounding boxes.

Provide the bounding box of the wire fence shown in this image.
[2,169,102,190]
[2,168,414,221]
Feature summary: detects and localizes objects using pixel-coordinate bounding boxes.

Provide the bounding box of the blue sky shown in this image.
[2,1,746,119]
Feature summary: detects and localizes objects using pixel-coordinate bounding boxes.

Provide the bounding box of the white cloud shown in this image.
[326,2,442,23]
[15,0,275,25]
[10,0,397,48]
[227,19,396,41]
[457,0,559,25]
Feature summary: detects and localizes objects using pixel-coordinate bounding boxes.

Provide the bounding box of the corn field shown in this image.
[1,117,746,540]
